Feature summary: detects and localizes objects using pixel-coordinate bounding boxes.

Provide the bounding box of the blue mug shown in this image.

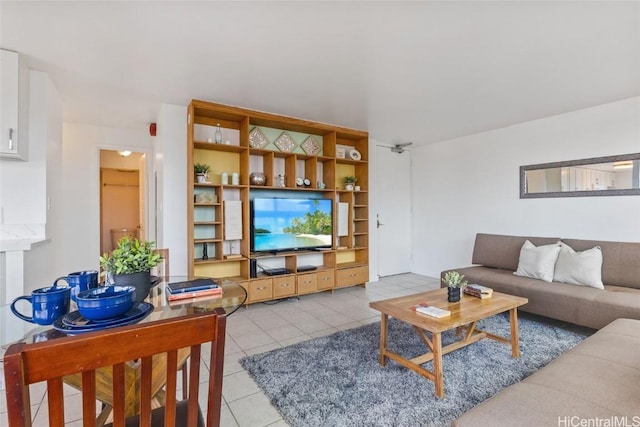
[54,270,99,301]
[11,285,71,325]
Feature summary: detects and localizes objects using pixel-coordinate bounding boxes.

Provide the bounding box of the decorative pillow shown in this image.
[553,242,604,289]
[513,240,561,282]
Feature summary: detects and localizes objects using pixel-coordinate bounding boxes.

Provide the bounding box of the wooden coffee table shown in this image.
[369,288,528,398]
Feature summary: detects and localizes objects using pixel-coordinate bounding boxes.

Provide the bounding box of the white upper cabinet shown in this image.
[0,49,29,160]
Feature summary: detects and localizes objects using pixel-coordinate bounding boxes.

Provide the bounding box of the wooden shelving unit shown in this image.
[187,100,369,304]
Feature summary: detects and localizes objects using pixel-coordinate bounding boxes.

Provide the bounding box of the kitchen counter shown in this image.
[0,224,48,305]
[0,237,49,251]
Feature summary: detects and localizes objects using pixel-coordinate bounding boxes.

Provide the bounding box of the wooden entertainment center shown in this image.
[187,100,369,305]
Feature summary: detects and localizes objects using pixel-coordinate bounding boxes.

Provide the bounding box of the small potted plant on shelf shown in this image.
[100,236,163,301]
[344,176,357,191]
[442,271,467,302]
[194,163,210,183]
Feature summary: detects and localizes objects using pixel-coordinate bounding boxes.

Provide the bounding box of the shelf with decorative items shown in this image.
[188,100,368,304]
[335,183,369,286]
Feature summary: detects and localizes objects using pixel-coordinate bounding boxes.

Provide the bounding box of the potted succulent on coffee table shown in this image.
[442,271,467,302]
[100,236,163,301]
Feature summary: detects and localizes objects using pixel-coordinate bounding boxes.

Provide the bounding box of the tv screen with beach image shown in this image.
[252,197,333,252]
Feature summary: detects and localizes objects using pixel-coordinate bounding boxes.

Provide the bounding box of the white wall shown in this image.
[155,104,188,275]
[60,123,153,275]
[411,97,640,277]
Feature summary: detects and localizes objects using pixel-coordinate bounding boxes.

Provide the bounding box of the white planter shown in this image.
[196,173,207,183]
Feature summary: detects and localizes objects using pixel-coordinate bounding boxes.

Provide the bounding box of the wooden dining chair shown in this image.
[3,308,226,427]
[151,247,190,400]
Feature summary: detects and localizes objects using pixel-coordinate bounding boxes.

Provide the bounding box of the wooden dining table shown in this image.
[1,276,247,423]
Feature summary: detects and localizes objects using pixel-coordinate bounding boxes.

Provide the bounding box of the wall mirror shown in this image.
[520,153,640,198]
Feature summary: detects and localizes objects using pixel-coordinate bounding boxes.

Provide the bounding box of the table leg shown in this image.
[509,308,520,358]
[379,313,388,366]
[432,332,444,398]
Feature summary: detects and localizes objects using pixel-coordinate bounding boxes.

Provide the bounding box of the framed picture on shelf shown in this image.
[336,147,346,159]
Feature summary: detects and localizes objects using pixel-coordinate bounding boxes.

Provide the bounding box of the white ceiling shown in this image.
[2,1,639,145]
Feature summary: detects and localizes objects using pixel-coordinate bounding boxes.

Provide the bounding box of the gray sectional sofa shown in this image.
[441,233,640,329]
[442,233,640,425]
[453,318,640,426]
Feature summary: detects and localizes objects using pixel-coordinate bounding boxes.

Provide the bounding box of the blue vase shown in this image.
[448,287,461,302]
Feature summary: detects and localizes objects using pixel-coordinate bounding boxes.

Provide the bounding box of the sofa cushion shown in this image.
[514,240,561,282]
[553,242,603,289]
[452,382,628,427]
[472,233,560,271]
[450,266,621,329]
[567,317,640,368]
[590,286,640,328]
[562,239,640,289]
[524,353,640,415]
[452,319,640,427]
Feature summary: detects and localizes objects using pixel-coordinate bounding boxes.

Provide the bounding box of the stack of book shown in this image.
[166,278,222,302]
[464,284,493,299]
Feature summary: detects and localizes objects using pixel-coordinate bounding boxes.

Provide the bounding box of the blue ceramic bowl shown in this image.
[76,285,136,320]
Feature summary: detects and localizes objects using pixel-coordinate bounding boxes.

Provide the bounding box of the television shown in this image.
[251,197,333,253]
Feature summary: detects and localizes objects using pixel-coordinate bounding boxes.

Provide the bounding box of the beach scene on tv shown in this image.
[253,198,332,252]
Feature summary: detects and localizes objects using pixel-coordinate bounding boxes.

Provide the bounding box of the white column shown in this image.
[4,250,24,304]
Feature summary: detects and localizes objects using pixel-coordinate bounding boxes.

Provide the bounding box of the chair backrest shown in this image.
[153,248,170,279]
[3,308,226,427]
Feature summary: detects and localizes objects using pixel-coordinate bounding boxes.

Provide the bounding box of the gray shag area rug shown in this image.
[240,313,588,427]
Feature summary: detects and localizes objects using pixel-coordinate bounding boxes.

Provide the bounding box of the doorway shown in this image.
[375,144,412,277]
[99,150,146,254]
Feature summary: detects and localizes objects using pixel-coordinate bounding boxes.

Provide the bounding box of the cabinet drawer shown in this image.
[336,266,368,287]
[273,276,296,298]
[316,270,335,290]
[297,273,317,294]
[249,278,273,302]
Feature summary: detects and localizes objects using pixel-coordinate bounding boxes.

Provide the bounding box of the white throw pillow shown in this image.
[553,242,604,289]
[513,240,561,282]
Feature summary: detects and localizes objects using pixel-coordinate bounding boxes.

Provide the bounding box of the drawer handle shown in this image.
[257,286,267,290]
[322,277,330,281]
[349,273,357,277]
[280,283,290,287]
[304,280,312,284]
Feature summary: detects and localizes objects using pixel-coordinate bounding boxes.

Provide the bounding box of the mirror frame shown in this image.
[520,153,640,199]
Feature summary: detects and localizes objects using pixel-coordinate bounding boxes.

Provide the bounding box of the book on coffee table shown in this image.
[464,284,493,299]
[410,302,451,318]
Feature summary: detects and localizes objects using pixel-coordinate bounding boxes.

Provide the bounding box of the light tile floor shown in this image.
[0,274,593,426]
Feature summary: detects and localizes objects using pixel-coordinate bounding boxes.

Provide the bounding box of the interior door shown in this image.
[376,145,412,277]
[100,168,140,253]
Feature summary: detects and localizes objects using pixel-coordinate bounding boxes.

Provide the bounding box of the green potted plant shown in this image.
[194,163,210,183]
[100,236,163,301]
[344,176,357,191]
[442,271,467,302]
